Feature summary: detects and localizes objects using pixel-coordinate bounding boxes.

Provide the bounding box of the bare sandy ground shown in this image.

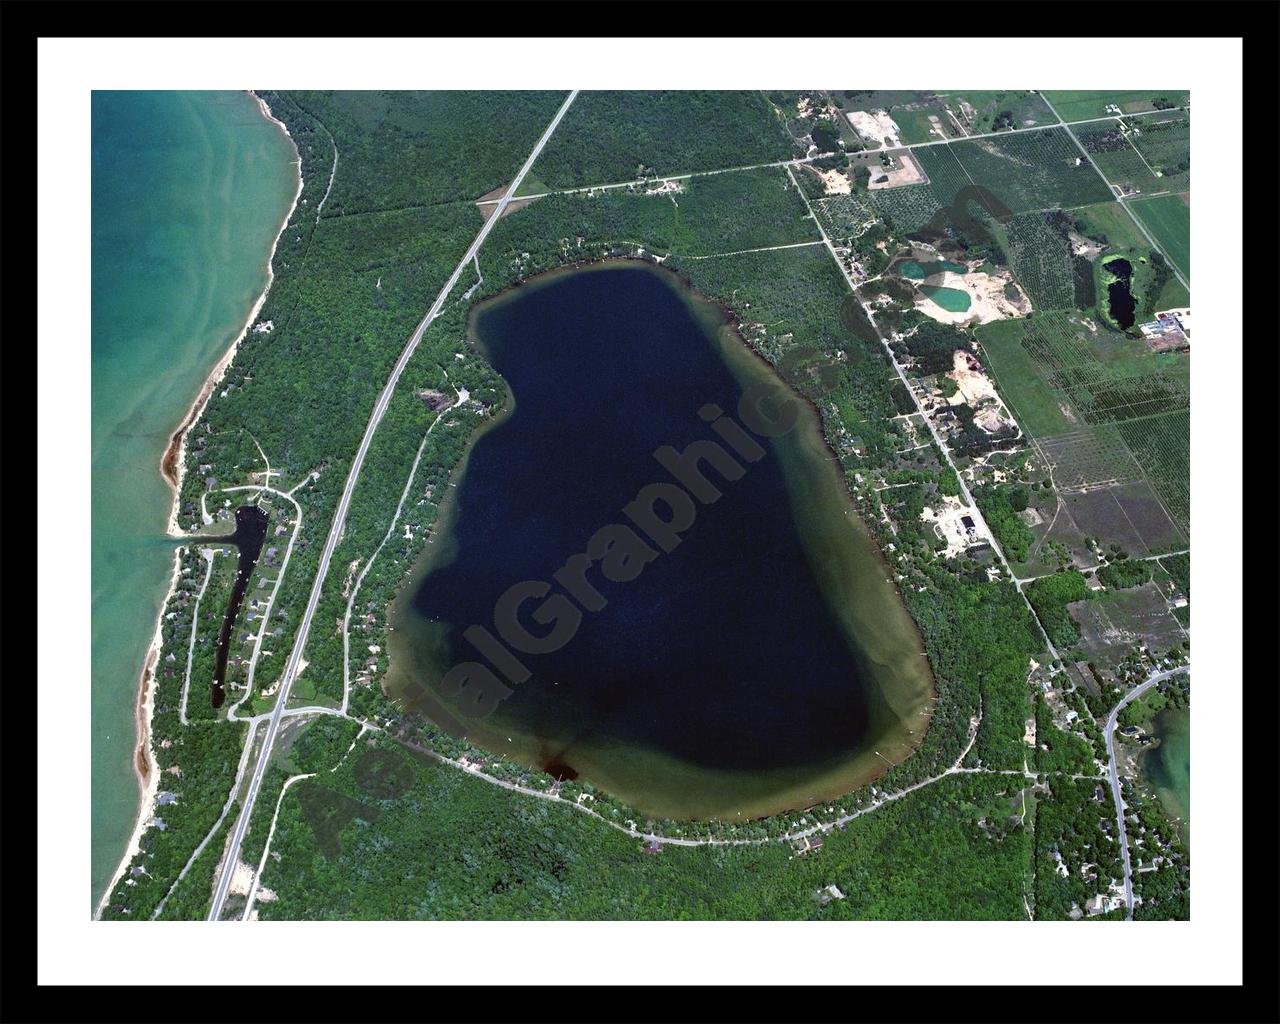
[867,151,926,190]
[914,269,1030,326]
[95,552,182,919]
[846,109,902,149]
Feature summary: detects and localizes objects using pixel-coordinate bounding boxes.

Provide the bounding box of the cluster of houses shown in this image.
[791,833,825,856]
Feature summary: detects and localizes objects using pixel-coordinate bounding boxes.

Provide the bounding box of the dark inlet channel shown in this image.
[209,504,269,709]
[1104,257,1136,329]
[387,263,934,819]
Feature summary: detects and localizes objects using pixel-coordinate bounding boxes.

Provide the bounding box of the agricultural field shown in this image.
[865,182,946,233]
[1068,583,1187,666]
[973,310,1189,555]
[1072,121,1167,197]
[1048,359,1188,425]
[1129,193,1191,280]
[1116,410,1190,537]
[1041,90,1189,123]
[972,319,1077,437]
[1125,111,1191,193]
[1037,427,1145,491]
[1062,481,1186,556]
[814,183,948,240]
[839,90,1055,145]
[1001,212,1075,310]
[915,128,1115,215]
[519,91,793,193]
[1072,200,1151,251]
[910,144,978,211]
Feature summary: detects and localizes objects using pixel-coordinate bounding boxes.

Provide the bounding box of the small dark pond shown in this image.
[209,504,269,708]
[1104,257,1136,329]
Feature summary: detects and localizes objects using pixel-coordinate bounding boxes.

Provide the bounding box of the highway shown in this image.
[206,89,579,921]
[1104,664,1190,920]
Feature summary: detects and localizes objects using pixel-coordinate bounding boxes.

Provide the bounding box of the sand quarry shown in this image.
[914,266,1031,326]
[945,350,1018,434]
[846,109,903,149]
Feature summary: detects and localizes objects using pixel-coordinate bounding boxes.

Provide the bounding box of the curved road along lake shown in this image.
[387,263,935,820]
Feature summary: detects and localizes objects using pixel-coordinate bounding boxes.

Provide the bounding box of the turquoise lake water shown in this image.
[919,285,972,312]
[900,259,968,280]
[91,91,296,908]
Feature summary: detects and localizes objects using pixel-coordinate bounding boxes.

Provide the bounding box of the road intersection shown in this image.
[206,89,581,921]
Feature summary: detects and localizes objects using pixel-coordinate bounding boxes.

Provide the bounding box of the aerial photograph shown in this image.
[85,85,1198,927]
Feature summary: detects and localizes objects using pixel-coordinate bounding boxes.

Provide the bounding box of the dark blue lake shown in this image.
[388,263,933,819]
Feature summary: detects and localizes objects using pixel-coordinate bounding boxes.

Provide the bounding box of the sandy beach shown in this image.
[93,551,178,919]
[96,92,304,919]
[162,92,304,538]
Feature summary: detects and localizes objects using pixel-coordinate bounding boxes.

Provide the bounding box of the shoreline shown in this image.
[96,91,304,919]
[161,92,304,534]
[385,258,937,822]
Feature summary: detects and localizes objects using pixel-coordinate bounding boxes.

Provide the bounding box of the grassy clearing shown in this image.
[1129,193,1190,281]
[1073,201,1149,251]
[1041,91,1189,123]
[974,319,1076,437]
[945,90,1057,133]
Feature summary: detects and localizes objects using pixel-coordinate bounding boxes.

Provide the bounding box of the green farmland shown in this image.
[1130,193,1191,280]
[1126,112,1190,193]
[1041,90,1190,122]
[914,127,1114,215]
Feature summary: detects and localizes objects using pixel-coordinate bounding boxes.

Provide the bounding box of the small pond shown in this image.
[1104,257,1136,329]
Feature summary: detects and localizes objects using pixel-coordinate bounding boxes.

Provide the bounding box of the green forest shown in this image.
[109,88,1190,923]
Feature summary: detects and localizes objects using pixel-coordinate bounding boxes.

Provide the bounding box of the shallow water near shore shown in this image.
[91,91,296,908]
[387,263,935,821]
[1141,707,1190,847]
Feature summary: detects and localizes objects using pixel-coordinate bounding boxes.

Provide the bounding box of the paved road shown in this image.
[206,89,580,921]
[1104,664,1190,920]
[478,103,1191,208]
[218,483,304,721]
[474,153,822,205]
[784,163,1063,663]
[1039,94,1190,292]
